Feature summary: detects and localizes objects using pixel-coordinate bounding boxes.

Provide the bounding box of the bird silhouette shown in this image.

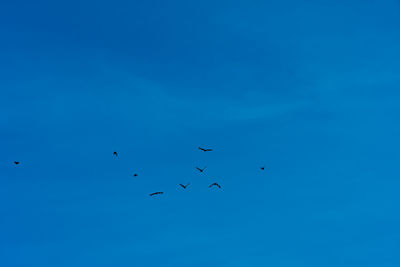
[133,173,138,177]
[209,183,221,189]
[113,151,118,158]
[196,166,207,172]
[179,183,190,189]
[199,147,212,152]
[14,161,20,165]
[260,166,265,170]
[149,192,164,196]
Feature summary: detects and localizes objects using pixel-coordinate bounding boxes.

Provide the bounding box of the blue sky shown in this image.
[1,0,400,266]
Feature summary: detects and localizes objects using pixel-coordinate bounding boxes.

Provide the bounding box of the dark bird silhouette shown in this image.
[133,173,138,177]
[179,183,190,189]
[149,192,164,196]
[14,161,20,165]
[260,166,265,170]
[196,166,207,172]
[199,147,212,152]
[209,182,221,189]
[113,151,118,158]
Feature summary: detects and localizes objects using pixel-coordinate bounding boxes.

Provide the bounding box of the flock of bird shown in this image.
[114,146,224,196]
[13,147,265,196]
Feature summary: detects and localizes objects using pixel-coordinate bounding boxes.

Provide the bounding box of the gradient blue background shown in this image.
[1,0,400,266]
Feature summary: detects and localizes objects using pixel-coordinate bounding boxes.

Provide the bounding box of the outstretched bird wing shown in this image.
[209,183,221,188]
[199,147,212,152]
[149,192,163,196]
[196,166,207,172]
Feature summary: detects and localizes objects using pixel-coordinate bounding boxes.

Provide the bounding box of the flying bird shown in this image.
[196,166,207,173]
[199,147,212,152]
[260,166,265,170]
[113,151,118,158]
[209,183,221,189]
[179,183,190,189]
[149,192,164,196]
[133,173,138,177]
[14,161,20,165]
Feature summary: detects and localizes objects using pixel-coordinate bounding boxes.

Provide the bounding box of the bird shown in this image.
[260,166,265,170]
[149,192,164,196]
[199,147,212,152]
[179,183,190,189]
[113,151,118,158]
[14,161,20,165]
[133,173,138,177]
[196,166,207,173]
[209,183,221,189]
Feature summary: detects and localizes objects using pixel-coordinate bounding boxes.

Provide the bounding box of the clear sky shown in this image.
[1,0,400,266]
